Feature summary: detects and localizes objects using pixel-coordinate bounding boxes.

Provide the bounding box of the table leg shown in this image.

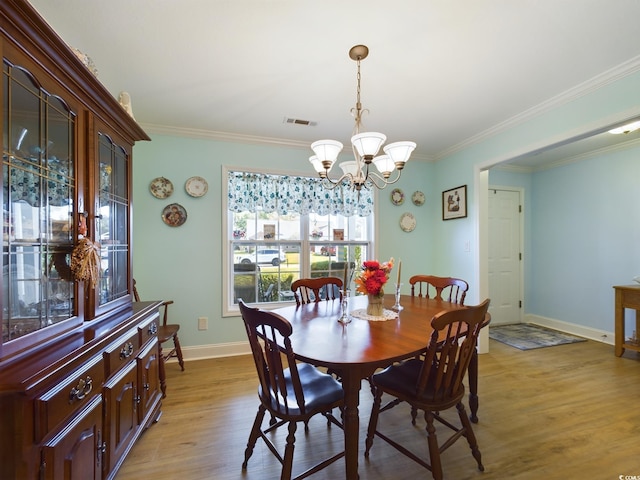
[635,310,640,350]
[340,370,362,480]
[469,348,479,423]
[615,289,624,357]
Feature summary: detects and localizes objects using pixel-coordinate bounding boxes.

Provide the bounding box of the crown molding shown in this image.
[493,135,640,174]
[139,123,436,163]
[436,55,640,161]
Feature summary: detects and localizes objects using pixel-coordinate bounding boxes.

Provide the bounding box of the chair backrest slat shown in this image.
[416,299,490,403]
[240,301,306,415]
[291,277,343,306]
[409,275,469,304]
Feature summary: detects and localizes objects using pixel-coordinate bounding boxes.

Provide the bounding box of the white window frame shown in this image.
[222,165,377,316]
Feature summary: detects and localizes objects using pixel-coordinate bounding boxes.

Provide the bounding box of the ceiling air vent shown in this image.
[284,117,317,127]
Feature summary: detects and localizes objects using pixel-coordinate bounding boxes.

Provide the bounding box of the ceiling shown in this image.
[27,0,640,169]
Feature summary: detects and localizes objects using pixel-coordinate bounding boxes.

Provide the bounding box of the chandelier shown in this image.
[309,45,416,191]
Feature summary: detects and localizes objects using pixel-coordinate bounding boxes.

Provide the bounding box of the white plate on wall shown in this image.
[400,212,416,232]
[185,176,208,197]
[149,177,174,199]
[412,191,425,206]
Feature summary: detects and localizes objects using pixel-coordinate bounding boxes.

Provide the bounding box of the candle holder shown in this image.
[338,289,352,324]
[392,283,403,311]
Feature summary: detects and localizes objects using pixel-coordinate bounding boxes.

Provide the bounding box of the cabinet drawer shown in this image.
[104,329,140,376]
[138,312,160,347]
[35,355,105,442]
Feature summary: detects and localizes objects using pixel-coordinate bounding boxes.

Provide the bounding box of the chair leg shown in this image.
[173,334,185,371]
[242,404,267,470]
[410,405,418,425]
[281,421,297,480]
[425,411,443,480]
[364,387,383,457]
[158,342,167,398]
[456,402,484,472]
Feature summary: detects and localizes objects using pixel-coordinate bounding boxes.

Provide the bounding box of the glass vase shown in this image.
[367,292,384,317]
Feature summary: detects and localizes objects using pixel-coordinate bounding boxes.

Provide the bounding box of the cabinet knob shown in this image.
[148,322,158,335]
[119,341,135,359]
[69,376,93,403]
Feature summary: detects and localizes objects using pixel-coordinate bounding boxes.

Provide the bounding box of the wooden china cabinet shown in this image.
[0,1,161,479]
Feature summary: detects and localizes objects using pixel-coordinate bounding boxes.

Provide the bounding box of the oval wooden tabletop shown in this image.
[272,293,466,369]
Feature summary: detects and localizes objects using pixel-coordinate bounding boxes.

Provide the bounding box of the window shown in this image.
[223,168,376,314]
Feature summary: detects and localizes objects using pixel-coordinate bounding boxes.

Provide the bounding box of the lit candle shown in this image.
[396,260,402,285]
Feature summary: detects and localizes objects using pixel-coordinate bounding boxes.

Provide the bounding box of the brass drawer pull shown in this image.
[148,322,158,335]
[119,342,135,359]
[69,376,93,403]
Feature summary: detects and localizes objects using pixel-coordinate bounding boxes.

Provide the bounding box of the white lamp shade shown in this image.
[311,139,344,162]
[339,161,358,177]
[339,161,366,182]
[309,155,326,173]
[351,132,386,158]
[372,155,395,174]
[383,141,416,163]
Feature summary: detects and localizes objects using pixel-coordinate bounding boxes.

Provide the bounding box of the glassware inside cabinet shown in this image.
[97,133,130,306]
[2,61,76,344]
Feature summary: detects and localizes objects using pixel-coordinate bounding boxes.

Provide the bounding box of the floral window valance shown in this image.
[227,171,373,217]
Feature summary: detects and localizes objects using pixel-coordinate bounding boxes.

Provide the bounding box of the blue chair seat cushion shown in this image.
[260,363,344,417]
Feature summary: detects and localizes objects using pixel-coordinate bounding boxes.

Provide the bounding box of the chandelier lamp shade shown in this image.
[309,45,416,191]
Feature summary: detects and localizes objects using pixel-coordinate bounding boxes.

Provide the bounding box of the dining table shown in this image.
[272,292,487,479]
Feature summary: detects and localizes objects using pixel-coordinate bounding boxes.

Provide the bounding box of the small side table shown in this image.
[613,285,640,356]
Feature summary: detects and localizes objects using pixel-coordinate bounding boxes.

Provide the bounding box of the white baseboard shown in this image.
[164,341,251,364]
[523,314,614,346]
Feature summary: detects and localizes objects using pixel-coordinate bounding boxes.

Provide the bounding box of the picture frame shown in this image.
[263,224,276,239]
[442,185,467,220]
[333,229,344,241]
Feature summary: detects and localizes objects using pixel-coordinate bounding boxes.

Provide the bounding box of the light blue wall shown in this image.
[435,69,640,336]
[529,147,640,330]
[132,136,435,349]
[133,69,640,351]
[489,147,640,333]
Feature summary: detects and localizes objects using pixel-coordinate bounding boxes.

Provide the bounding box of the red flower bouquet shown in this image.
[355,258,394,297]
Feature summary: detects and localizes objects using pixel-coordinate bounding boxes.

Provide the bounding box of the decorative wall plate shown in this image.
[400,212,416,232]
[391,188,404,206]
[185,176,208,197]
[162,203,187,227]
[149,177,174,199]
[412,191,425,206]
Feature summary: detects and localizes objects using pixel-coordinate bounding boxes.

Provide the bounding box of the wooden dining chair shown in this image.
[409,275,469,304]
[364,299,491,480]
[291,276,343,306]
[238,301,345,480]
[408,275,468,423]
[133,279,185,398]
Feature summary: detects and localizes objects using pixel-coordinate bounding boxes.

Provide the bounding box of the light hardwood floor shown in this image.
[116,339,640,479]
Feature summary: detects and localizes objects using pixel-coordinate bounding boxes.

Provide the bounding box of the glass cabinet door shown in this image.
[2,61,76,344]
[96,132,130,307]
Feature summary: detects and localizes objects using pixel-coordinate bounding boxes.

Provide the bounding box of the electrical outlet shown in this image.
[198,316,208,330]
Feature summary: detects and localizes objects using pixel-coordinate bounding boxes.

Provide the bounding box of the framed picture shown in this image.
[442,185,467,220]
[263,224,276,239]
[333,229,344,241]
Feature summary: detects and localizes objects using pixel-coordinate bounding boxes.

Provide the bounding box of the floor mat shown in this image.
[489,323,587,350]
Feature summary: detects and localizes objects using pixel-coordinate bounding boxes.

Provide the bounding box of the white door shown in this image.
[488,188,522,325]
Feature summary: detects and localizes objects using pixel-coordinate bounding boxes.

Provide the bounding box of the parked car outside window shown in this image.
[235,248,287,266]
